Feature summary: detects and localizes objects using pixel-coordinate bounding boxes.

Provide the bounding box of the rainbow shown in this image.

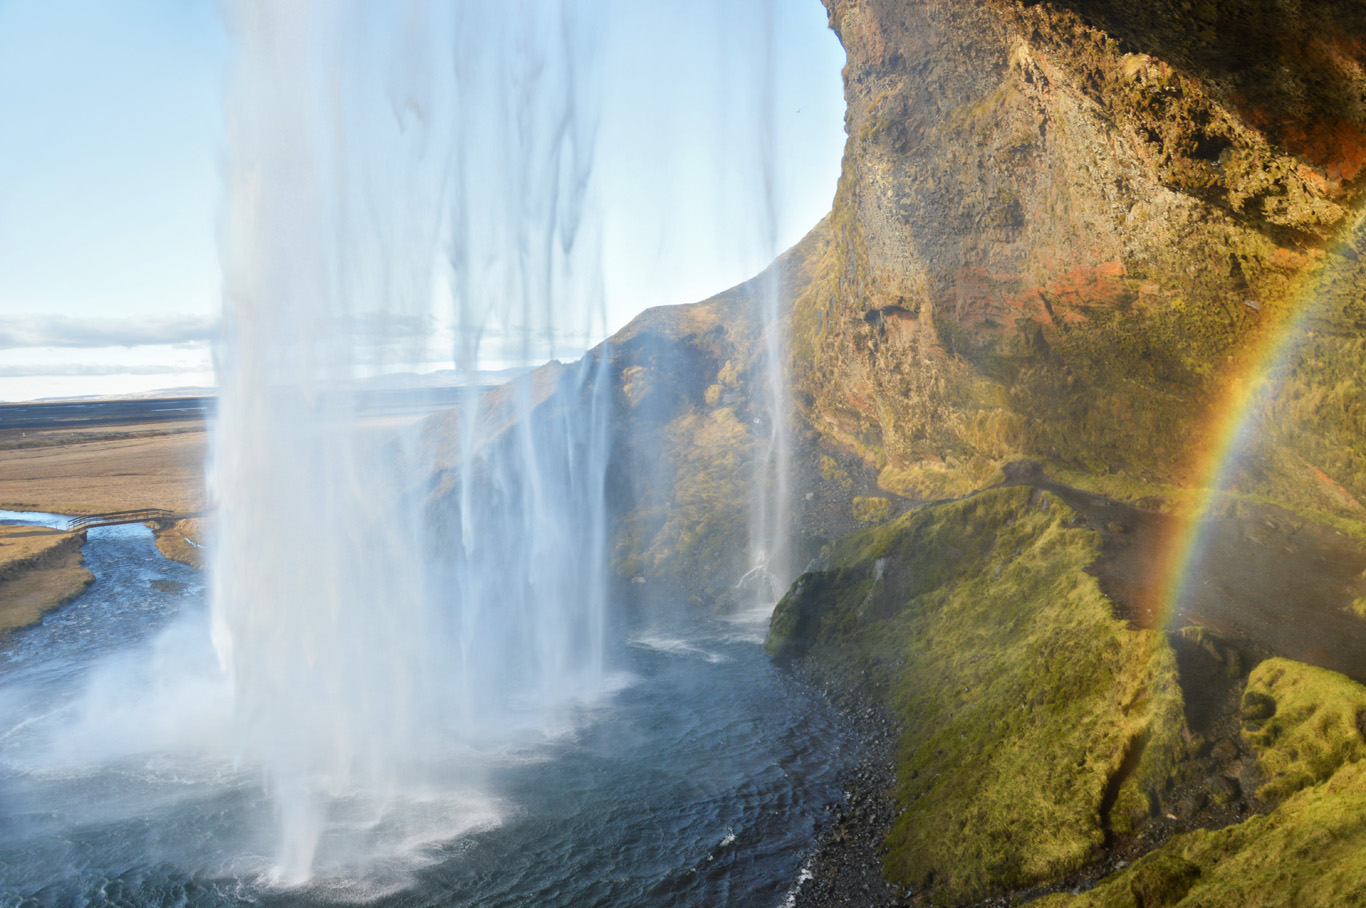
[1151,205,1366,631]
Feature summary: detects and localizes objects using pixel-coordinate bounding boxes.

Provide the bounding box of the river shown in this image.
[0,516,856,907]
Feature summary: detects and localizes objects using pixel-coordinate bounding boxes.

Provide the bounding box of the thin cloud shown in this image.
[0,363,209,378]
[0,314,218,349]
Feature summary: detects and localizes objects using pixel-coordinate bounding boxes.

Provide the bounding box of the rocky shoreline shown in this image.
[788,665,904,908]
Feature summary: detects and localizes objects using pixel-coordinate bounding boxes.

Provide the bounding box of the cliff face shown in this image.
[421,222,885,611]
[768,3,1366,904]
[795,0,1366,517]
[599,222,888,607]
[445,0,1366,604]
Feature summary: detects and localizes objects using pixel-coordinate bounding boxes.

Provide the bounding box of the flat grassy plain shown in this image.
[0,423,206,515]
[0,399,209,633]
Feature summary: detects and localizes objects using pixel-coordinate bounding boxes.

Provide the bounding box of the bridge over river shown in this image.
[66,509,189,531]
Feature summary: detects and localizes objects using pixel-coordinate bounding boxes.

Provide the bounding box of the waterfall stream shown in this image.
[0,1,848,900]
[0,517,857,906]
[211,2,613,878]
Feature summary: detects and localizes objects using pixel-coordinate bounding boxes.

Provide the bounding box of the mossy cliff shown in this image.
[1037,659,1366,908]
[770,480,1366,905]
[790,0,1366,525]
[768,486,1185,903]
[763,2,1366,903]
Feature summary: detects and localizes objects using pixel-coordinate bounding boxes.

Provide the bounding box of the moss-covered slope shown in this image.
[1038,658,1366,908]
[768,486,1185,903]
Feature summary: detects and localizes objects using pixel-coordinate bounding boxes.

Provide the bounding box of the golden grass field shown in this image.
[0,424,206,516]
[0,526,93,635]
[0,412,208,633]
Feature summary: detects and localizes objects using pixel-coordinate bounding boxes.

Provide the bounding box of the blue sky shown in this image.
[0,0,846,401]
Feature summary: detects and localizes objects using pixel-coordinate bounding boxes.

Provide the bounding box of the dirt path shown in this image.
[1002,462,1366,683]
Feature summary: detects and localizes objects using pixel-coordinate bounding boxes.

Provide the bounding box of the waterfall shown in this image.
[211,0,609,881]
[740,0,793,610]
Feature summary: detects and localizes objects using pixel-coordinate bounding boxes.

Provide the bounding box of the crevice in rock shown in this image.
[1100,731,1150,847]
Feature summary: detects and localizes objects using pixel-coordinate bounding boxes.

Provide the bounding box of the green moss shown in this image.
[1240,658,1366,801]
[1127,851,1202,907]
[851,496,891,522]
[614,406,753,597]
[820,454,853,488]
[1039,659,1366,908]
[877,459,985,500]
[1037,755,1366,908]
[767,486,1184,903]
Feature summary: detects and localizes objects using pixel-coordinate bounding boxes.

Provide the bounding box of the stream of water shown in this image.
[0,4,849,901]
[0,519,857,907]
